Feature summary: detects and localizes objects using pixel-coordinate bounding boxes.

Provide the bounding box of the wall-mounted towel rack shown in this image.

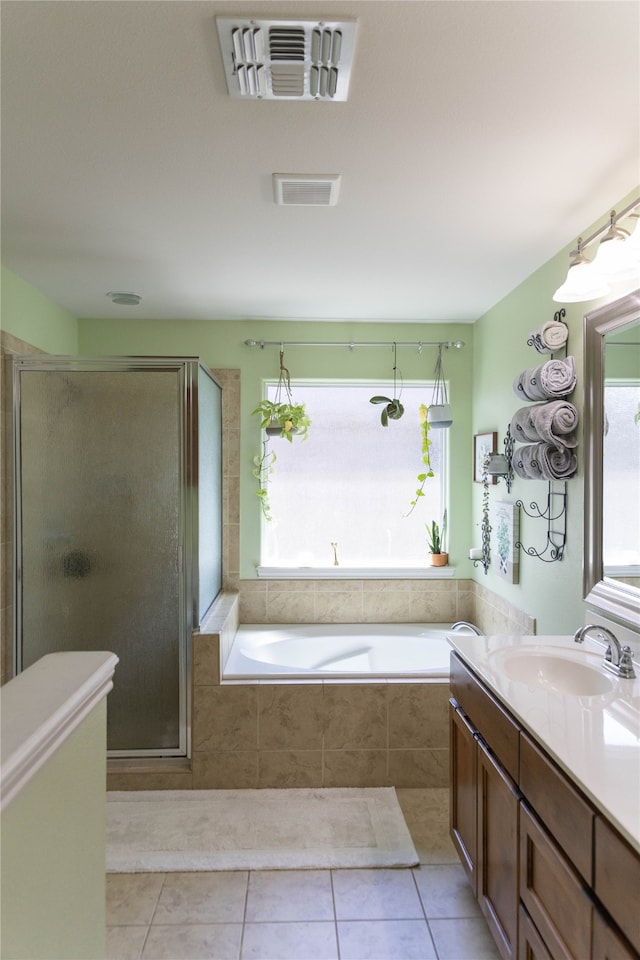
[515,481,567,562]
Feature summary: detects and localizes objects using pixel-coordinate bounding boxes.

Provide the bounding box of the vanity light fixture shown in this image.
[553,198,640,303]
[552,239,610,304]
[592,212,638,283]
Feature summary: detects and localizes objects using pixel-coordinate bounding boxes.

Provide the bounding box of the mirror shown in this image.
[584,288,640,627]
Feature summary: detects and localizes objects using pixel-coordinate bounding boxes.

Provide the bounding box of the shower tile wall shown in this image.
[211,367,240,593]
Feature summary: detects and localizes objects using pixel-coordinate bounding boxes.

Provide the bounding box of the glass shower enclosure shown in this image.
[12,356,222,759]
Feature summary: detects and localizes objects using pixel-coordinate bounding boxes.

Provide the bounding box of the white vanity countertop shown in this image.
[447,633,640,853]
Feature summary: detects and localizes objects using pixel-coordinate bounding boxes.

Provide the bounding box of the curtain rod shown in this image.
[244,339,465,350]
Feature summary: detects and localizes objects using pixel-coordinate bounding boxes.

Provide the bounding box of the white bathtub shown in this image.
[223,623,461,679]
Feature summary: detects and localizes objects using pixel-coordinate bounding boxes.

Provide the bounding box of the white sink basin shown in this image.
[489,646,615,696]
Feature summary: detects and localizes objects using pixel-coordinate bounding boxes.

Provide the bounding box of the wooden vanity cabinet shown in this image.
[449,651,640,960]
[450,653,520,960]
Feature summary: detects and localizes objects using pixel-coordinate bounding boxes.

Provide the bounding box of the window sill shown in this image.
[256,566,455,579]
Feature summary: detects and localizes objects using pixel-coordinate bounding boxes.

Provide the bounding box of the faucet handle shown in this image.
[618,646,637,680]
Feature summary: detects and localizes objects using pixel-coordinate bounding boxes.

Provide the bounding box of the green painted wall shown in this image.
[1,265,78,354]
[77,317,474,577]
[3,185,638,625]
[472,187,639,634]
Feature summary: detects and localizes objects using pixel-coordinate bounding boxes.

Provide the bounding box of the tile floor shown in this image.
[106,788,501,960]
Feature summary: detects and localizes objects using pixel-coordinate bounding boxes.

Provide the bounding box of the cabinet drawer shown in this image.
[450,652,519,780]
[592,907,639,960]
[594,817,640,954]
[519,733,594,883]
[520,802,593,960]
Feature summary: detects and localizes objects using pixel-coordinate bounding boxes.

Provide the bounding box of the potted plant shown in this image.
[252,398,311,441]
[426,509,448,566]
[252,348,311,441]
[369,342,405,426]
[427,343,453,429]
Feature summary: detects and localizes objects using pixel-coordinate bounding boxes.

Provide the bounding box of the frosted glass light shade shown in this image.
[553,256,610,303]
[593,226,639,283]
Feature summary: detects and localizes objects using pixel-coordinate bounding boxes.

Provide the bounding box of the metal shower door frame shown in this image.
[12,355,203,760]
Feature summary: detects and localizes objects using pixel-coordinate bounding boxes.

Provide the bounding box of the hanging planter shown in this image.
[252,348,310,519]
[428,344,453,429]
[252,349,311,442]
[370,342,405,426]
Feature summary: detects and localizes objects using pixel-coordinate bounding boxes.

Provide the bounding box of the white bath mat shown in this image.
[106,787,418,872]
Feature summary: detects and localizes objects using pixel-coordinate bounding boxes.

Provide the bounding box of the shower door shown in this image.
[13,357,212,758]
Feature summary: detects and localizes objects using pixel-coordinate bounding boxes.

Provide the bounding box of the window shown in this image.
[260,382,446,568]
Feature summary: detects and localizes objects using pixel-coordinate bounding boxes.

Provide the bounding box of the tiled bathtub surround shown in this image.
[108,585,534,791]
[238,578,535,636]
[239,578,471,625]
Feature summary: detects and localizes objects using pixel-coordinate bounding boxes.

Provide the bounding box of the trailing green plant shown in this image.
[252,440,276,520]
[426,508,448,555]
[405,404,435,515]
[251,348,310,520]
[251,348,311,441]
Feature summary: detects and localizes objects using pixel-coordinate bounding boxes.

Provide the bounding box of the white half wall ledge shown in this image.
[0,651,119,812]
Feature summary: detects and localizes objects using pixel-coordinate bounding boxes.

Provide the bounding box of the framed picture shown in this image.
[474,432,497,483]
[494,500,520,583]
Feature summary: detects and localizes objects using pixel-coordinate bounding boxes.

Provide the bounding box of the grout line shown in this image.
[329,869,341,960]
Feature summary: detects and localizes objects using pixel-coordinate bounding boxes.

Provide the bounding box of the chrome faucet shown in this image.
[450,621,483,636]
[573,624,637,679]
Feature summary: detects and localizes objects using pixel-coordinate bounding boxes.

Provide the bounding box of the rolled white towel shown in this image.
[513,356,576,401]
[510,401,578,450]
[529,320,569,354]
[512,442,577,480]
[537,443,577,480]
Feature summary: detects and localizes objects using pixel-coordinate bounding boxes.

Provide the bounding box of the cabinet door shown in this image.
[478,738,520,960]
[519,906,553,960]
[449,700,478,891]
[594,817,640,955]
[520,803,593,960]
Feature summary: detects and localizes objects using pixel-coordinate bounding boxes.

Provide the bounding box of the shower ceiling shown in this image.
[1,1,639,323]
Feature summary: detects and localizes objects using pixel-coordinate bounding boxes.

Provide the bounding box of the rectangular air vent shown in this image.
[273,174,341,206]
[216,17,356,101]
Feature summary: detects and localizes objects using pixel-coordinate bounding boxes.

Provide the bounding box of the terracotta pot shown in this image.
[430,552,448,567]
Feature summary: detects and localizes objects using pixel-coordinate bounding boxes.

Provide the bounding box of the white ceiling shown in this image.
[1,1,639,324]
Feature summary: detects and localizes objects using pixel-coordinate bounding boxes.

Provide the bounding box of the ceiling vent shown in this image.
[216,17,356,101]
[273,174,341,206]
